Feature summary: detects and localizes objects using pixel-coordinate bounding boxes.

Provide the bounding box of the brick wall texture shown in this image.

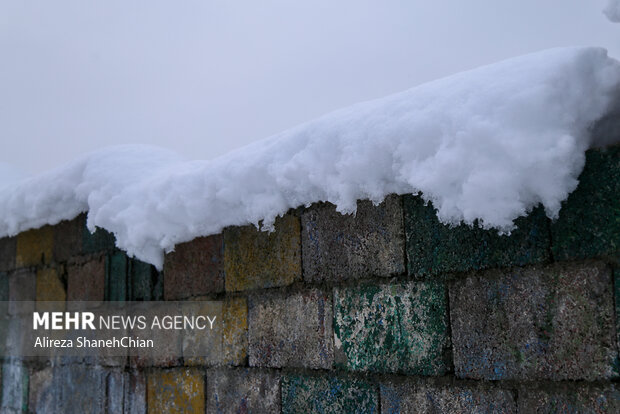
[0,146,619,412]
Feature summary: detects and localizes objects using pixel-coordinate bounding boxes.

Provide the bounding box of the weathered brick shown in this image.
[0,271,7,302]
[450,262,617,380]
[551,146,620,261]
[130,259,162,301]
[147,368,204,414]
[36,267,66,303]
[0,236,16,272]
[66,256,106,303]
[281,374,378,414]
[224,214,301,291]
[28,367,53,414]
[404,195,550,277]
[51,365,107,413]
[15,226,54,268]
[223,297,248,365]
[106,251,128,301]
[249,289,333,369]
[52,214,84,262]
[83,224,116,254]
[380,381,516,413]
[182,300,223,366]
[301,195,405,283]
[206,368,280,413]
[616,268,620,359]
[334,281,450,376]
[130,302,182,368]
[1,361,28,413]
[8,268,35,315]
[518,383,620,413]
[163,235,223,300]
[124,370,147,414]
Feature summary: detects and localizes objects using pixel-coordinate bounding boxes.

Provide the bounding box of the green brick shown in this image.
[105,251,128,301]
[404,195,550,277]
[281,375,377,414]
[0,237,16,272]
[129,259,162,301]
[83,225,116,254]
[334,281,450,375]
[551,146,620,261]
[224,214,301,291]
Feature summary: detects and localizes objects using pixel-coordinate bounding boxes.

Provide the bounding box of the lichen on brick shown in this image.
[404,195,550,277]
[147,368,205,414]
[224,214,301,292]
[551,146,620,261]
[333,280,450,375]
[281,374,378,414]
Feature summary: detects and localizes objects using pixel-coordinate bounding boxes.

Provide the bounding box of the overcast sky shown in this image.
[1,0,618,176]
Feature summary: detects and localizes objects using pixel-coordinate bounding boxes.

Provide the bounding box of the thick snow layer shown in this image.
[1,47,619,269]
[604,0,620,22]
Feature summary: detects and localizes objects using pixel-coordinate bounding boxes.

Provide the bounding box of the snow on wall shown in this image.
[604,0,620,22]
[0,46,619,269]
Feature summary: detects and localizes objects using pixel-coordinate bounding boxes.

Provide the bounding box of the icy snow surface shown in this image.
[1,47,619,269]
[604,0,620,22]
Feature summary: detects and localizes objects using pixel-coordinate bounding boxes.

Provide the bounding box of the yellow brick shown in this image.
[223,297,248,365]
[16,226,54,267]
[147,368,205,414]
[224,214,301,291]
[35,267,66,312]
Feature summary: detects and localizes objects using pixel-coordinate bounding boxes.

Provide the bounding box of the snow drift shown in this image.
[1,46,619,269]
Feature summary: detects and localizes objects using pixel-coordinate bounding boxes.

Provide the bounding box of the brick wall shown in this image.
[1,146,619,413]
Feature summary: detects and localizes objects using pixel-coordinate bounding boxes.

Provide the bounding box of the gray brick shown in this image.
[380,381,516,413]
[450,262,618,380]
[0,236,16,272]
[206,368,280,413]
[249,289,333,369]
[301,195,405,282]
[1,361,28,413]
[518,383,620,413]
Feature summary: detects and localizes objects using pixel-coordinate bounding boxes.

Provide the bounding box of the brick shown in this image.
[36,267,66,304]
[206,368,280,413]
[518,384,620,413]
[163,235,223,300]
[334,281,450,376]
[147,368,205,414]
[124,370,147,414]
[551,146,620,261]
[616,268,620,359]
[281,374,378,414]
[130,302,182,368]
[83,224,116,254]
[223,297,248,365]
[450,262,617,380]
[28,367,53,414]
[0,271,7,302]
[1,361,28,413]
[51,365,107,414]
[224,214,301,291]
[380,381,516,413]
[404,195,550,277]
[8,268,35,315]
[106,251,128,301]
[66,256,106,302]
[52,214,84,262]
[249,289,333,369]
[182,300,223,366]
[0,236,16,272]
[15,226,54,268]
[130,259,162,301]
[301,195,405,283]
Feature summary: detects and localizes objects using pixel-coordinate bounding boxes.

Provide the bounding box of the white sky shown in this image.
[1,0,618,176]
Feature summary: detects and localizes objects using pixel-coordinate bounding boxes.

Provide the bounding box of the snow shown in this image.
[604,0,620,22]
[1,46,619,269]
